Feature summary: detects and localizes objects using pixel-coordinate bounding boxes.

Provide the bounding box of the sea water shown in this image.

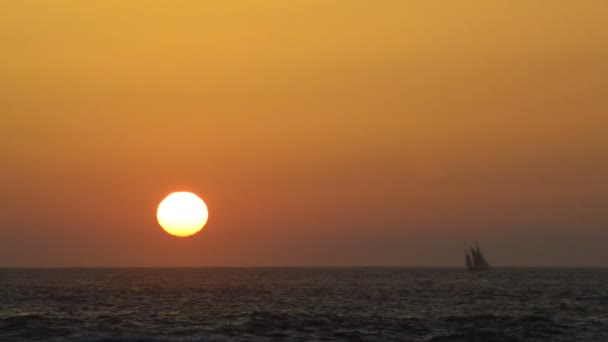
[1,268,607,341]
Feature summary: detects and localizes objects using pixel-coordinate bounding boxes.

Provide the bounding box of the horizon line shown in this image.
[2,265,608,269]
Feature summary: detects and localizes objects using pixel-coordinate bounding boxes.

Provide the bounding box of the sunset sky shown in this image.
[1,1,607,267]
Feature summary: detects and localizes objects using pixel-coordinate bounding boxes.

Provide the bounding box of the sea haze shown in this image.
[1,268,606,341]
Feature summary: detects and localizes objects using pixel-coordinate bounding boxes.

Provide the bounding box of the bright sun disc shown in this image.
[157,192,208,237]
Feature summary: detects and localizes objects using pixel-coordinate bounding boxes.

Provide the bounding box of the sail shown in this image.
[465,252,472,269]
[475,241,490,268]
[478,252,490,268]
[470,247,482,266]
[465,241,491,271]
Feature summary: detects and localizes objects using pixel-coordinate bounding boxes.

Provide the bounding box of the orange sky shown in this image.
[1,1,607,266]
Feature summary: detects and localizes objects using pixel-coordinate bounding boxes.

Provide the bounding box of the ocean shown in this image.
[1,268,606,341]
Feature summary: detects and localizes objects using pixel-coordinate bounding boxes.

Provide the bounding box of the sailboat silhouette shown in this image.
[465,241,492,271]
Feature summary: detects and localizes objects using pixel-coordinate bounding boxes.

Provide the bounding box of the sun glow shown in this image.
[157,192,209,237]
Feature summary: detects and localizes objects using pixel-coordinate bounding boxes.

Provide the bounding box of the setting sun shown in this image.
[157,192,209,237]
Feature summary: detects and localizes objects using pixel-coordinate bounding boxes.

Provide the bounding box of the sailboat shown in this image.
[465,241,491,271]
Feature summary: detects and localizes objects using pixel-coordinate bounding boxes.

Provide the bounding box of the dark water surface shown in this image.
[1,268,607,341]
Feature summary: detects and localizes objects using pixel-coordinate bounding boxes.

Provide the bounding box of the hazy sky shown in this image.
[1,1,607,267]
